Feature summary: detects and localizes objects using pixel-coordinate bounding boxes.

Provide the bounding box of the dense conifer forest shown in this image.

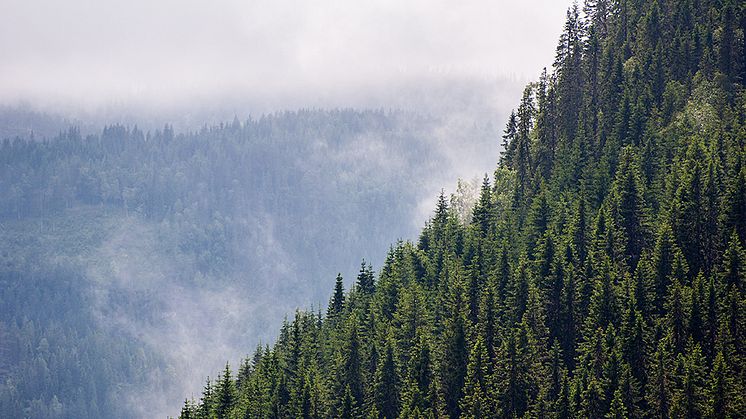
[1,110,491,418]
[178,0,746,417]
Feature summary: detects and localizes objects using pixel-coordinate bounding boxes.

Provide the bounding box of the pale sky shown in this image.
[0,0,573,114]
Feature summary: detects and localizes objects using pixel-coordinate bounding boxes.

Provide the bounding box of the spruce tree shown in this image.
[459,336,492,418]
[374,340,400,419]
[213,363,236,418]
[328,274,346,319]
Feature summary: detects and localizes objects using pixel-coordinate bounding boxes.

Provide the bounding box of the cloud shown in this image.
[0,0,572,113]
[84,214,307,418]
[1,2,576,416]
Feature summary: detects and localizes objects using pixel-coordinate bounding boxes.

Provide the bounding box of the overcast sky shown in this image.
[1,0,573,115]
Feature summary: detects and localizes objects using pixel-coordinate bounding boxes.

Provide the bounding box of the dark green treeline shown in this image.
[180,0,746,417]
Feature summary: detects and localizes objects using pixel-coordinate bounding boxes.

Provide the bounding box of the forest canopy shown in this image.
[177,0,746,418]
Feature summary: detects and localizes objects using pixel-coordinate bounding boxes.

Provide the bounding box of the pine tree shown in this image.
[214,363,236,418]
[720,230,746,291]
[175,3,746,419]
[620,294,646,385]
[647,338,671,419]
[546,240,564,343]
[374,340,400,419]
[459,337,492,418]
[587,258,619,331]
[272,372,290,418]
[556,373,572,418]
[501,110,518,168]
[513,86,536,203]
[471,175,493,238]
[340,386,355,419]
[555,3,584,145]
[665,278,689,355]
[356,260,376,295]
[707,351,731,418]
[510,260,531,324]
[526,186,550,258]
[439,264,468,419]
[670,344,707,418]
[495,328,530,418]
[582,377,606,419]
[617,363,642,419]
[328,274,346,319]
[179,399,196,419]
[670,139,717,276]
[560,259,578,370]
[534,68,558,180]
[649,223,680,315]
[494,242,511,319]
[723,164,746,244]
[401,336,435,416]
[605,388,627,419]
[337,318,364,412]
[393,281,430,364]
[717,0,739,83]
[610,146,648,271]
[199,377,214,419]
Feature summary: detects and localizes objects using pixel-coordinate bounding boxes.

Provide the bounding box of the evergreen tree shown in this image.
[328,274,346,319]
[439,263,468,419]
[374,340,400,419]
[501,110,518,168]
[401,337,435,417]
[176,4,746,419]
[610,146,648,271]
[605,388,627,419]
[459,337,493,418]
[513,86,536,203]
[356,260,376,295]
[471,175,493,238]
[647,338,671,419]
[179,399,196,419]
[582,377,606,419]
[723,164,746,244]
[495,328,530,418]
[337,318,364,413]
[213,363,236,418]
[720,230,746,291]
[670,344,707,418]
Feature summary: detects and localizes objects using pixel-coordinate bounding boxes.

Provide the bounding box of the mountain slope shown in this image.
[0,109,499,418]
[178,1,746,418]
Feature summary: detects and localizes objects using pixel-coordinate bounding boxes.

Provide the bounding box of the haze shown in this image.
[1,0,571,116]
[1,2,574,418]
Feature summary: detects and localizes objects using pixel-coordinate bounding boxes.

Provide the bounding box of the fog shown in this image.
[85,215,299,418]
[2,1,574,418]
[1,0,571,117]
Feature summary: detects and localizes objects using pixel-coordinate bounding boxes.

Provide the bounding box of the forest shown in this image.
[177,0,746,418]
[0,109,497,418]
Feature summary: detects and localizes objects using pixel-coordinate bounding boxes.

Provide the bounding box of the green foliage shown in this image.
[181,1,746,418]
[1,109,471,418]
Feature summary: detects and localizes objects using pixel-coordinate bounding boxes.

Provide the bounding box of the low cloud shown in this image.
[0,0,571,114]
[85,215,307,418]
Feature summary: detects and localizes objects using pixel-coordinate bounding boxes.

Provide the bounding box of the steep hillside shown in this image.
[178,1,746,418]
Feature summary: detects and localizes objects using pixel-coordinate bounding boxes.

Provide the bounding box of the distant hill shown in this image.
[0,109,497,418]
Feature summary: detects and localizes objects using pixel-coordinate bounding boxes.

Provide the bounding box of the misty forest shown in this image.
[2,0,746,418]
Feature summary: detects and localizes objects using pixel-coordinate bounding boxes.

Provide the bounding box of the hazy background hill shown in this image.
[0,106,501,418]
[0,0,574,416]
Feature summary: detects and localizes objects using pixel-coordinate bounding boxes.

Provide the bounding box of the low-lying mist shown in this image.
[1,102,507,417]
[0,0,577,417]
